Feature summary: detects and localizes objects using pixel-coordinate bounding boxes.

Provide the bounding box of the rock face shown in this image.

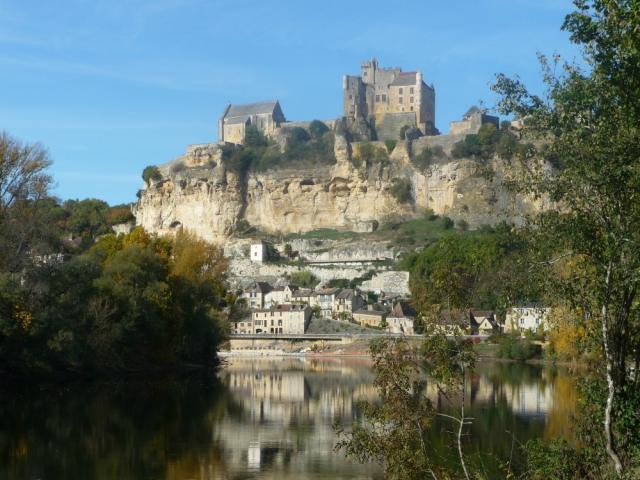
[134,134,544,243]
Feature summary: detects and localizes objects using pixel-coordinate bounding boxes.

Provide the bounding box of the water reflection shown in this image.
[0,359,576,479]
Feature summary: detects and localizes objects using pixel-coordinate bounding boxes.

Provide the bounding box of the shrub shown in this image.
[432,145,446,158]
[288,127,311,145]
[170,161,185,174]
[442,217,454,229]
[497,335,541,361]
[389,177,413,204]
[245,125,268,147]
[287,270,320,289]
[384,139,397,153]
[353,142,389,169]
[412,147,433,170]
[399,125,410,140]
[456,219,469,231]
[142,166,162,184]
[309,120,329,139]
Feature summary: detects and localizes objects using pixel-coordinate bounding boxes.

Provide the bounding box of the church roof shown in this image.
[390,72,418,86]
[225,101,279,119]
[464,105,482,118]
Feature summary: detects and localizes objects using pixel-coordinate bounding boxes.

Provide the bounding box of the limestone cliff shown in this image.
[134,133,544,243]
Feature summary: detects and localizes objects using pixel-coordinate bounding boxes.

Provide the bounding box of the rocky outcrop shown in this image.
[134,133,544,243]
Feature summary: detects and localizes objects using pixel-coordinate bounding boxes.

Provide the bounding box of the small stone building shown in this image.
[219,100,286,145]
[353,309,386,329]
[449,106,499,136]
[387,301,417,335]
[250,242,266,263]
[332,289,364,320]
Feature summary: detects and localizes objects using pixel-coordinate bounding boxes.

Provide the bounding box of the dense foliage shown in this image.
[401,226,543,331]
[451,123,526,160]
[226,125,337,173]
[491,0,640,475]
[388,177,413,204]
[0,228,228,378]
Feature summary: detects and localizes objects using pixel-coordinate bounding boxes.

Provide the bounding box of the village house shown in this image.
[218,101,286,145]
[266,285,296,306]
[353,309,387,329]
[242,282,272,309]
[471,310,498,335]
[233,304,311,335]
[333,289,364,320]
[291,288,313,304]
[504,306,550,335]
[310,288,341,318]
[386,301,417,335]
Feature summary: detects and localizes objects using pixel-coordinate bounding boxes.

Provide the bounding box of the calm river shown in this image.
[0,357,577,479]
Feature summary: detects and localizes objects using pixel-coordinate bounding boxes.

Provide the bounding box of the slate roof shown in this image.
[390,301,417,319]
[464,105,482,118]
[246,281,272,294]
[471,310,495,320]
[439,309,476,327]
[390,72,418,86]
[224,116,250,125]
[225,101,279,118]
[336,289,356,300]
[292,288,313,297]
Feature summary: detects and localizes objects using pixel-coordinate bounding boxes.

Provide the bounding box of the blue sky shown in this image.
[0,0,580,205]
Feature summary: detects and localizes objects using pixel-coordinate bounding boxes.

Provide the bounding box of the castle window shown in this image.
[410,106,414,111]
[410,97,414,103]
[410,87,414,94]
[375,94,380,102]
[399,88,403,94]
[399,97,403,104]
[381,94,387,102]
[349,94,353,100]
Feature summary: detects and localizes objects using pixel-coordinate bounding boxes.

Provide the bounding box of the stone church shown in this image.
[218,100,286,145]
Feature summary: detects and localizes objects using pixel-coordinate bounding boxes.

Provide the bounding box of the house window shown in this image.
[410,87,414,94]
[399,88,403,94]
[410,96,414,103]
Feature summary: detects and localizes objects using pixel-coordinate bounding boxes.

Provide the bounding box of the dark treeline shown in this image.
[0,132,230,379]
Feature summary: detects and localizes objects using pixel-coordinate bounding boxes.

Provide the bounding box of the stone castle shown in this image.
[135,58,528,244]
[217,58,496,145]
[343,58,437,140]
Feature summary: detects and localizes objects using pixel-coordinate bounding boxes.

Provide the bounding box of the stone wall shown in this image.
[360,271,410,296]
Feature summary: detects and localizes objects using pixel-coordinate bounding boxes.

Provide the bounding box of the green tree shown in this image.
[492,1,640,475]
[309,120,329,139]
[335,336,476,479]
[0,132,53,272]
[142,165,162,184]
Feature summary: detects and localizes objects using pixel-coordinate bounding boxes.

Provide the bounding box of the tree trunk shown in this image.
[601,262,624,476]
